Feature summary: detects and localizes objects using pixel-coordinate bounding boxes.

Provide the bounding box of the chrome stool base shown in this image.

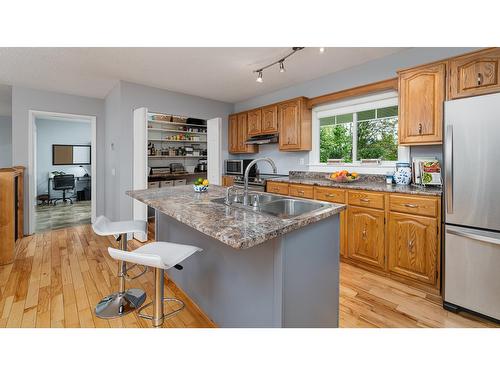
[95,288,147,319]
[137,297,185,327]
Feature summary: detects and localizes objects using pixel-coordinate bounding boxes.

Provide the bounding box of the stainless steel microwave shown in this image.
[224,159,256,176]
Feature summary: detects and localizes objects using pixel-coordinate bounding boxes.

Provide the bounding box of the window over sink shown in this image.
[311,91,407,168]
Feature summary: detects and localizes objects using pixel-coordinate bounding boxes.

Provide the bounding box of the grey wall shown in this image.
[0,116,12,167]
[105,81,234,221]
[11,86,105,232]
[35,118,91,195]
[233,47,479,173]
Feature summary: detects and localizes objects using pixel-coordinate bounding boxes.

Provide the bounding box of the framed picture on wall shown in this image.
[52,144,91,165]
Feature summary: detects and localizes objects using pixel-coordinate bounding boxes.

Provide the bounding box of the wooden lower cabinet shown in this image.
[266,181,289,195]
[347,206,386,270]
[388,212,438,285]
[222,175,235,187]
[266,182,441,295]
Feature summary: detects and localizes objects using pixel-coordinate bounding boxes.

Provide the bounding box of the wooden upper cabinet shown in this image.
[228,114,238,153]
[247,109,262,136]
[228,113,258,154]
[261,105,278,134]
[449,48,500,99]
[278,97,311,151]
[398,62,446,145]
[388,212,438,285]
[347,206,385,270]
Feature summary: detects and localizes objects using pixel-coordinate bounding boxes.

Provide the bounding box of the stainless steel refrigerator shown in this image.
[444,93,500,321]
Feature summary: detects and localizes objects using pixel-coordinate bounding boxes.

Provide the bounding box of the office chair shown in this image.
[52,174,75,204]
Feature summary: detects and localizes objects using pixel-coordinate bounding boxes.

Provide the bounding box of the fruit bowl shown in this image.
[329,171,359,183]
[193,184,208,192]
[193,178,209,192]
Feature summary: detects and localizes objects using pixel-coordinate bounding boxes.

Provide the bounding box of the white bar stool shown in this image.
[92,215,148,319]
[108,242,202,327]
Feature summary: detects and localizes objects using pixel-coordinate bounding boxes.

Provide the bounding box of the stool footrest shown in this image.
[122,264,148,281]
[137,297,185,323]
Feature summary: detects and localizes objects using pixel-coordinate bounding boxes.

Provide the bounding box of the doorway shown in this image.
[28,111,97,234]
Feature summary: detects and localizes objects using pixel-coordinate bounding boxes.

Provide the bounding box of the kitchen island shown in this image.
[128,185,345,327]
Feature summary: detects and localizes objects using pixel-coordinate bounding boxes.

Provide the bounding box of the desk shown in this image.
[48,176,91,201]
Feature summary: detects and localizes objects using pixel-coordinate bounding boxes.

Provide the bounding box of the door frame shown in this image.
[28,110,97,234]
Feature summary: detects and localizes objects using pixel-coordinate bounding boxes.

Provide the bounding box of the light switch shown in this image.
[111,168,116,176]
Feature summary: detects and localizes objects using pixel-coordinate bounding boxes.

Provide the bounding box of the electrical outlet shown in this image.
[111,168,116,176]
[299,158,305,165]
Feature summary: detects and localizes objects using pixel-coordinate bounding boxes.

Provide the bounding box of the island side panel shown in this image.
[282,215,340,328]
[155,211,283,328]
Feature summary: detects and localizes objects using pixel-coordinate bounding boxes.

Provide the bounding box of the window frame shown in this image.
[309,91,409,170]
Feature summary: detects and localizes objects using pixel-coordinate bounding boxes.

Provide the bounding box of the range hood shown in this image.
[245,133,279,145]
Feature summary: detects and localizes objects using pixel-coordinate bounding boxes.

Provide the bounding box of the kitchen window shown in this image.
[310,91,407,167]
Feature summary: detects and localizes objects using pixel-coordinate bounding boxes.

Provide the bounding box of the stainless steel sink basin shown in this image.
[211,193,329,219]
[259,198,326,219]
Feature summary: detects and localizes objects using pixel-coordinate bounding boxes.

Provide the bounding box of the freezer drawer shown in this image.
[444,225,500,320]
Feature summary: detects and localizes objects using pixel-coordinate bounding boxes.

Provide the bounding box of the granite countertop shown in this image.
[270,172,442,197]
[127,185,345,250]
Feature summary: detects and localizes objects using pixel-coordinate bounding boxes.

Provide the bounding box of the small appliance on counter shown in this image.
[224,159,256,176]
[169,163,187,174]
[195,159,208,172]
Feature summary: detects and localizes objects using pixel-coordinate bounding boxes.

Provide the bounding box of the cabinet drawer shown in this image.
[389,194,438,217]
[266,181,289,195]
[348,191,384,210]
[314,186,346,203]
[289,184,314,199]
[148,181,160,188]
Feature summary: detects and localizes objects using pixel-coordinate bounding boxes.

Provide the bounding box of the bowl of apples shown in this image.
[329,170,359,183]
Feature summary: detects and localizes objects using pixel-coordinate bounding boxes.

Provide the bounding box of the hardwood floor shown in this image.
[339,262,498,328]
[35,201,91,233]
[0,223,497,328]
[0,223,214,328]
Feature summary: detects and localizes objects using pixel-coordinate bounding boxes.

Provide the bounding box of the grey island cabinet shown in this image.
[127,185,345,328]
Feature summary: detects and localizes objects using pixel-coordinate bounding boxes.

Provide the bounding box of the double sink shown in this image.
[212,192,329,219]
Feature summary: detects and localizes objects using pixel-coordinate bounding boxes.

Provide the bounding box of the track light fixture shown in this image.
[319,47,325,53]
[253,47,304,82]
[279,60,285,73]
[256,70,263,83]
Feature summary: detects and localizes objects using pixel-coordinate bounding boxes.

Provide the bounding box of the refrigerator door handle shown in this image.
[445,124,453,214]
[446,227,500,246]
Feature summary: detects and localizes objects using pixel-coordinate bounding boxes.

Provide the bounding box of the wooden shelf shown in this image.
[148,155,206,159]
[147,128,207,134]
[148,119,207,127]
[149,138,207,143]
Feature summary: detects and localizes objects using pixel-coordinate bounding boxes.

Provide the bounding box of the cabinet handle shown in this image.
[297,190,305,195]
[418,123,423,135]
[326,193,336,197]
[360,198,370,202]
[477,72,483,86]
[404,203,419,208]
[362,228,367,240]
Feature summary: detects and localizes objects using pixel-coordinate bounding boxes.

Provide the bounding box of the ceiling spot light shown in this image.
[279,60,285,73]
[319,47,325,53]
[256,70,263,83]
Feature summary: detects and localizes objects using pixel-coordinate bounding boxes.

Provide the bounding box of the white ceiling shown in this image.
[0,47,406,103]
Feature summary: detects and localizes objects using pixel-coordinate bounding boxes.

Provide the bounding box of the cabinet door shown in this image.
[261,105,278,134]
[247,109,262,136]
[278,100,301,150]
[388,212,438,285]
[347,206,385,269]
[450,48,500,99]
[237,113,248,152]
[399,62,445,145]
[228,115,238,153]
[222,176,235,187]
